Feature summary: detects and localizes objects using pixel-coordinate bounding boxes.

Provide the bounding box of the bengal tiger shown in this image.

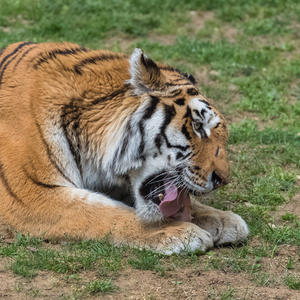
[0,42,249,254]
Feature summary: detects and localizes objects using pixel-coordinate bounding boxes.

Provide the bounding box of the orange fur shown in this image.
[0,42,247,254]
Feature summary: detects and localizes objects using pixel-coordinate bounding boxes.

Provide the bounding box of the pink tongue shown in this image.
[158,181,192,222]
[158,182,179,217]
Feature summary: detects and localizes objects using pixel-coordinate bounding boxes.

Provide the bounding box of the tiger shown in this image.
[0,41,249,254]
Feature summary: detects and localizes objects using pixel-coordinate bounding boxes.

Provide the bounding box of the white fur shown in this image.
[183,167,212,194]
[71,188,130,208]
[215,212,250,245]
[45,119,84,188]
[155,225,214,255]
[127,48,149,95]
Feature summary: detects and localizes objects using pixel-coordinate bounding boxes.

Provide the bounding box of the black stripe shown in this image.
[74,53,122,75]
[141,54,159,77]
[172,78,186,82]
[13,46,37,71]
[91,86,128,106]
[159,66,196,85]
[0,54,20,88]
[168,89,182,97]
[200,109,207,117]
[0,47,7,58]
[183,106,191,119]
[155,135,163,153]
[188,167,195,174]
[142,96,160,120]
[193,109,201,118]
[215,146,220,157]
[23,168,61,189]
[136,97,160,157]
[30,180,61,189]
[176,152,183,160]
[0,42,34,88]
[174,98,185,106]
[186,74,197,85]
[162,104,176,130]
[179,151,192,161]
[33,119,76,186]
[165,82,191,88]
[0,159,23,204]
[33,46,88,69]
[159,65,177,72]
[181,124,191,140]
[159,104,190,151]
[61,98,83,179]
[187,88,199,96]
[0,42,34,71]
[198,99,211,108]
[192,150,200,157]
[214,122,221,129]
[138,122,145,155]
[195,122,208,139]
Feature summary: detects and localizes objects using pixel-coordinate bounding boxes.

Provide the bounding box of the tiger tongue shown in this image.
[158,181,192,222]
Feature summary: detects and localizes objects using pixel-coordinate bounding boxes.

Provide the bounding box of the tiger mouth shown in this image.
[139,172,192,222]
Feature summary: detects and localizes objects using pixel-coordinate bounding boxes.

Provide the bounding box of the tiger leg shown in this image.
[191,199,249,246]
[1,186,213,255]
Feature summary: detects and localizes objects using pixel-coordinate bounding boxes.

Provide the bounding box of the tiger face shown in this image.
[124,49,231,224]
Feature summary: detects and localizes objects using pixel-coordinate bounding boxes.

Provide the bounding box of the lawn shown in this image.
[0,0,299,299]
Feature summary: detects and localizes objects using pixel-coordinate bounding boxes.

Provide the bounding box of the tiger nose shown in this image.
[211,171,229,190]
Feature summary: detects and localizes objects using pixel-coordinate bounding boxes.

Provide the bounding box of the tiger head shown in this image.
[120,49,231,224]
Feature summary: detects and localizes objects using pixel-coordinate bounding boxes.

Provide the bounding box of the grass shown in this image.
[85,279,116,294]
[128,249,162,271]
[0,0,300,298]
[285,274,300,290]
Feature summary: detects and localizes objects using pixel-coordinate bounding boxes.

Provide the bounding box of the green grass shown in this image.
[0,0,300,297]
[128,249,162,271]
[85,279,116,294]
[285,274,300,290]
[207,284,236,300]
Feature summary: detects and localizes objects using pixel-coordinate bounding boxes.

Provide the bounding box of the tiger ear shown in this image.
[127,48,161,95]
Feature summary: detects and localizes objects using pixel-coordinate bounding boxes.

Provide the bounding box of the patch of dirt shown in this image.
[279,193,300,218]
[0,27,12,33]
[222,26,238,43]
[104,35,138,51]
[273,177,300,222]
[189,10,215,31]
[193,68,245,123]
[0,254,299,300]
[189,10,238,43]
[102,268,300,300]
[103,9,239,53]
[194,68,211,87]
[0,268,76,299]
[148,33,177,46]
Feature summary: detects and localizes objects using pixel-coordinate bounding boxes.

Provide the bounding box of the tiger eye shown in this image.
[194,121,201,130]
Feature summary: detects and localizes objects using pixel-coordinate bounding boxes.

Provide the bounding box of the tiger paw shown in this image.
[193,210,249,246]
[144,222,214,255]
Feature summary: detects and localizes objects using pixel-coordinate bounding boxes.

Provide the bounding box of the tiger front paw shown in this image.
[215,211,249,246]
[144,222,214,255]
[193,210,249,246]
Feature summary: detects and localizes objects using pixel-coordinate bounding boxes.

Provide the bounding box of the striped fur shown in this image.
[0,42,249,254]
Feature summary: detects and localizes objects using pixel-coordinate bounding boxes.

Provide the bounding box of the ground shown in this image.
[0,0,299,299]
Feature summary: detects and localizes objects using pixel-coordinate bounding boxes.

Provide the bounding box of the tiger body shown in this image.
[0,42,248,254]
